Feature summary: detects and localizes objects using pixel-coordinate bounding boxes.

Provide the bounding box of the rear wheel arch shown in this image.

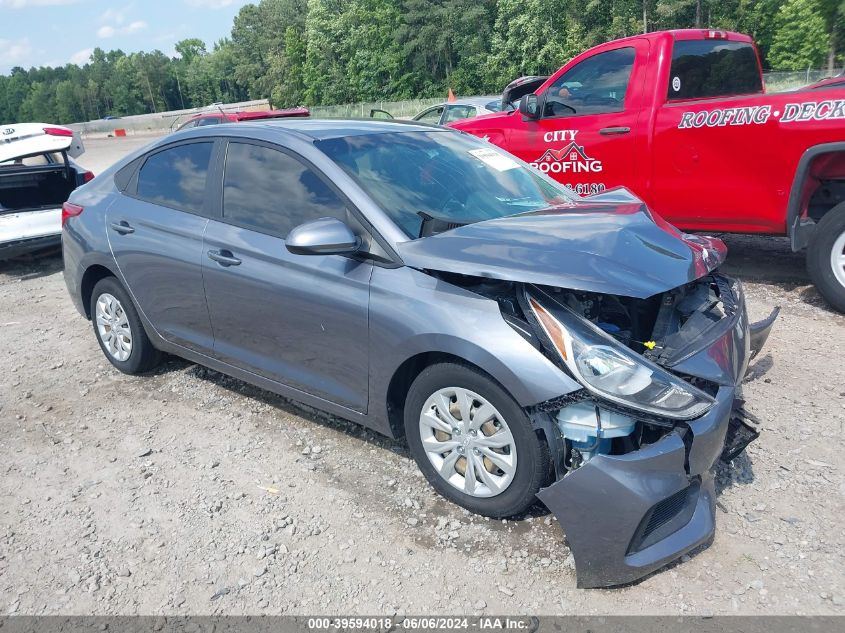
[80,264,118,319]
[787,144,845,251]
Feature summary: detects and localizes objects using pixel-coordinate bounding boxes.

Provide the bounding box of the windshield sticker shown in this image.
[468,147,519,171]
[672,76,681,92]
[678,100,845,128]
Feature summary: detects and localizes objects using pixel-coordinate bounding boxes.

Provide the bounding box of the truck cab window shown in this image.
[667,40,762,100]
[543,47,635,118]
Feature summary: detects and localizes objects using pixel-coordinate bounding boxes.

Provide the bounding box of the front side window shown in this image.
[222,142,346,238]
[136,142,213,214]
[543,47,635,117]
[316,131,576,239]
[668,40,762,100]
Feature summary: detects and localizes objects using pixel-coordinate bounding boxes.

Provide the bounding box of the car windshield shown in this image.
[316,131,575,239]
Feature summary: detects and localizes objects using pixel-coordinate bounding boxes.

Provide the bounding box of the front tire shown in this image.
[90,277,161,374]
[404,362,551,518]
[807,202,845,313]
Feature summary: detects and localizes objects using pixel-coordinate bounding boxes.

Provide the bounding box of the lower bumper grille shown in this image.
[627,478,700,554]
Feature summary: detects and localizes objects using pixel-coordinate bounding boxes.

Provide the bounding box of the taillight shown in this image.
[82,171,95,183]
[704,30,728,39]
[62,202,83,227]
[43,126,74,137]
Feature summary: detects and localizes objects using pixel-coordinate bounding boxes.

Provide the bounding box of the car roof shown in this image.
[233,118,445,140]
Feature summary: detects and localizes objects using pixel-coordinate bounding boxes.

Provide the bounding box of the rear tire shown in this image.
[90,277,161,374]
[807,202,845,313]
[404,362,551,518]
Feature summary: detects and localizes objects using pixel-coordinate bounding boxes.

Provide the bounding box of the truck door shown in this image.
[505,40,649,196]
[650,38,777,232]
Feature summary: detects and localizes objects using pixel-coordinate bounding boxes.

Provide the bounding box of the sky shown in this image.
[0,0,255,74]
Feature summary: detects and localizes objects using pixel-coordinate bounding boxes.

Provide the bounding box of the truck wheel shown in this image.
[807,202,845,313]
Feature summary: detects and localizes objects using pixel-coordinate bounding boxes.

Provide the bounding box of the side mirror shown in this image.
[286,217,361,256]
[519,93,541,120]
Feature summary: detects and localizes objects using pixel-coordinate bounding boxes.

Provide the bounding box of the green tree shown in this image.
[769,0,829,70]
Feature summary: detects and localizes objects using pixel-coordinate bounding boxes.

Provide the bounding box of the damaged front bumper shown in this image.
[536,278,777,588]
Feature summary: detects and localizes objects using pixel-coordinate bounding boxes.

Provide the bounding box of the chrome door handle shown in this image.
[599,126,631,135]
[110,221,135,235]
[207,249,242,267]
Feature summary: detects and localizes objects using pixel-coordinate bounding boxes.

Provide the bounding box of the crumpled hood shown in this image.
[396,200,726,298]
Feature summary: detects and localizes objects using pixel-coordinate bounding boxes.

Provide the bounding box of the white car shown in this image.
[371,96,511,126]
[0,123,92,259]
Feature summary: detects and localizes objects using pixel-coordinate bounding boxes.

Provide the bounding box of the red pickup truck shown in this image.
[450,29,845,311]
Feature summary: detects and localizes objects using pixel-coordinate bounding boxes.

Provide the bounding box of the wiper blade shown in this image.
[417,211,469,238]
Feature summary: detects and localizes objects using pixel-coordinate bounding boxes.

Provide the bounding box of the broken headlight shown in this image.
[527,294,714,420]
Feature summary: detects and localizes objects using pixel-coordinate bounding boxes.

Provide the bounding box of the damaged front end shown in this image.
[440,271,777,588]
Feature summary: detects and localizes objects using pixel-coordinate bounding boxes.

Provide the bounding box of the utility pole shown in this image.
[174,68,186,110]
[143,72,157,113]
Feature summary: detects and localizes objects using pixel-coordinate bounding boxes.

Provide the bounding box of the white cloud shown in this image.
[99,7,125,24]
[69,47,93,65]
[0,37,32,66]
[0,0,79,7]
[97,20,146,39]
[185,0,237,8]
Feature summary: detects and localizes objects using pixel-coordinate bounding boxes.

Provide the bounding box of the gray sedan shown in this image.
[61,119,775,588]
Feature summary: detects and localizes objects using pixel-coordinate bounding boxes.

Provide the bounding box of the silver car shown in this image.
[372,96,508,126]
[62,119,776,588]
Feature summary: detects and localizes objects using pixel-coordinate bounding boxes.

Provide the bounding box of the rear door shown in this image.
[505,41,649,195]
[201,139,372,412]
[107,140,217,352]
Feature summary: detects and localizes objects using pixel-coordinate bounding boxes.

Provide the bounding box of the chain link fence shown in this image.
[763,69,842,93]
[308,98,442,119]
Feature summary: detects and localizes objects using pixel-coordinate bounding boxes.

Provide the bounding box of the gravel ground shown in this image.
[0,136,843,616]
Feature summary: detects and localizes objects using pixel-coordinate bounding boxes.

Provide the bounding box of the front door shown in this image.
[202,140,372,412]
[506,42,649,196]
[107,140,216,352]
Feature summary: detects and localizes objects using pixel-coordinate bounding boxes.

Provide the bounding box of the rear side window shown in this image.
[196,117,223,127]
[668,40,762,100]
[136,142,213,214]
[222,142,346,239]
[414,106,444,124]
[443,105,476,123]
